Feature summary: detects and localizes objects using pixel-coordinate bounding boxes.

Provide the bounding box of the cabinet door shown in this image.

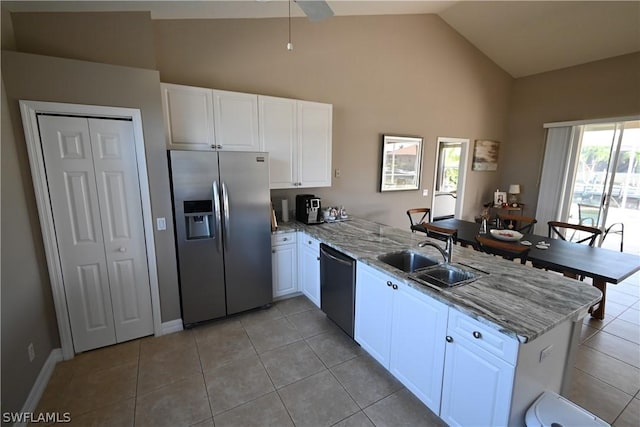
[272,243,298,298]
[259,96,297,189]
[440,339,515,427]
[390,285,448,414]
[297,101,332,188]
[161,83,215,151]
[298,234,321,307]
[212,90,259,151]
[354,262,394,368]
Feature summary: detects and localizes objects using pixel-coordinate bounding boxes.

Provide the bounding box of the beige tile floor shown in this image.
[35,273,639,427]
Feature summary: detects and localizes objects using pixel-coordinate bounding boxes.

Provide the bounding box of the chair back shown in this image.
[548,221,602,247]
[497,213,537,234]
[475,235,530,264]
[422,223,457,244]
[577,204,599,227]
[406,208,431,232]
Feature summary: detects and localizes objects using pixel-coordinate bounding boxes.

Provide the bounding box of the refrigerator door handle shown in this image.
[222,181,230,251]
[212,180,222,253]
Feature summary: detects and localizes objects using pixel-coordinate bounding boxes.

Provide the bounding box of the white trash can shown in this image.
[525,391,610,427]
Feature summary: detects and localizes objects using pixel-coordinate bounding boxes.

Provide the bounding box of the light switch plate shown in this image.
[156,217,167,231]
[422,189,429,196]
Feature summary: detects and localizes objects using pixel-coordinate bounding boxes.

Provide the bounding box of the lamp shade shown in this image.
[508,184,521,194]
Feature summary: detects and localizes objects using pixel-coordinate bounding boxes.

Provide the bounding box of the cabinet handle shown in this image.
[392,284,398,290]
[472,331,482,339]
[308,241,312,245]
[387,281,393,287]
[283,237,288,241]
[446,336,453,343]
[316,256,320,261]
[217,145,223,149]
[119,247,127,253]
[210,144,216,149]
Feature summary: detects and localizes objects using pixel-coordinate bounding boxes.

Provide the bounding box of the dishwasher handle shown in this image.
[320,244,354,268]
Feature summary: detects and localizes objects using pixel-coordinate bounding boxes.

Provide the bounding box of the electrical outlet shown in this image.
[422,189,429,196]
[539,344,553,362]
[156,217,166,231]
[28,343,35,362]
[334,168,341,178]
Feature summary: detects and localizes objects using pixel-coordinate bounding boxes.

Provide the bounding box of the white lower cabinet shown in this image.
[390,281,448,414]
[271,232,297,298]
[298,232,321,307]
[355,262,448,414]
[355,261,519,425]
[354,262,394,366]
[440,309,517,427]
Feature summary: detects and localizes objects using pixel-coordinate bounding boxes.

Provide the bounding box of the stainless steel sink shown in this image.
[409,263,479,288]
[377,250,439,273]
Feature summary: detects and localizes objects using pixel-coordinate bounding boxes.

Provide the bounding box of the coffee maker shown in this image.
[296,194,323,224]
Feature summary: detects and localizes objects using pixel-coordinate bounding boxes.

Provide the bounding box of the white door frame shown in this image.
[432,137,469,219]
[20,100,162,360]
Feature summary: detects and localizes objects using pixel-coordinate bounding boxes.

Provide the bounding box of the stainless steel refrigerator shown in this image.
[169,150,272,326]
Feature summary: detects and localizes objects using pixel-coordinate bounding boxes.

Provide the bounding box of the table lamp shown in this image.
[508,184,520,206]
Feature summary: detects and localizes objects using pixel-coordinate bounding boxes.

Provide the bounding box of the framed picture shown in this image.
[380,134,423,192]
[494,191,507,207]
[472,139,500,171]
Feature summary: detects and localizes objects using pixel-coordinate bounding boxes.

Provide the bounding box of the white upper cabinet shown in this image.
[161,83,259,151]
[212,89,260,152]
[297,100,332,188]
[161,83,215,151]
[259,96,297,188]
[259,96,332,189]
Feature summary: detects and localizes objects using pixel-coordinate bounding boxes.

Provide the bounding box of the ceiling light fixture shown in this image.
[287,0,293,51]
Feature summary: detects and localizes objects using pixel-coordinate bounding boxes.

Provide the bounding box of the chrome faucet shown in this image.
[418,235,453,263]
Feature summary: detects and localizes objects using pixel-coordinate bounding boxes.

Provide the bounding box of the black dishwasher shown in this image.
[320,243,356,338]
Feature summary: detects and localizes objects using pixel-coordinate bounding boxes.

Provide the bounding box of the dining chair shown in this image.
[578,204,624,252]
[602,222,624,252]
[475,235,530,264]
[406,208,431,233]
[421,223,458,244]
[497,213,537,234]
[547,221,602,247]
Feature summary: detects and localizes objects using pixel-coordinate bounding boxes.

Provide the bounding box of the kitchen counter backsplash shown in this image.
[274,217,602,343]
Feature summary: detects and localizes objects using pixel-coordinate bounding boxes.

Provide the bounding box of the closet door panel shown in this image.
[89,119,154,342]
[38,115,116,352]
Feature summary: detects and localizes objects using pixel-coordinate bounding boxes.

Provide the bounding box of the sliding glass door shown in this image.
[567,120,639,253]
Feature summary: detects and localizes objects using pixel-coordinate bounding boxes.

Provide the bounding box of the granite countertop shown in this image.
[276,217,602,344]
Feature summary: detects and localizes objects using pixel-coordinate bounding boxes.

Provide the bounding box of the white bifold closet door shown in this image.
[38,115,153,353]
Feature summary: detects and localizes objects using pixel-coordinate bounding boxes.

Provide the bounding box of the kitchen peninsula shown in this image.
[276,217,602,426]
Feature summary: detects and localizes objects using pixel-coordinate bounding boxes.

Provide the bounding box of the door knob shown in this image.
[473,331,482,339]
[446,336,453,343]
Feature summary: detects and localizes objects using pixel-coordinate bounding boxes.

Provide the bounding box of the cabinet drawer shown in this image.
[448,309,519,364]
[299,233,320,251]
[272,232,297,246]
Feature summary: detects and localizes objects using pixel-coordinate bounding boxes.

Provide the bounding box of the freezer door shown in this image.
[219,152,273,314]
[169,150,226,325]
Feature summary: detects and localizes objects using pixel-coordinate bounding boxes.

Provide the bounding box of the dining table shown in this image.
[423,218,640,320]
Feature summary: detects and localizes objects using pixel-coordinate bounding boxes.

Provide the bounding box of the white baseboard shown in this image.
[160,319,183,335]
[15,348,63,426]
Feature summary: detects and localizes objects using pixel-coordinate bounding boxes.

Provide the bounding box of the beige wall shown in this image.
[153,15,513,228]
[502,52,640,212]
[1,50,181,324]
[11,11,157,69]
[1,76,60,418]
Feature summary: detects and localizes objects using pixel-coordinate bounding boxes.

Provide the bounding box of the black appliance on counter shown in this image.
[320,243,356,338]
[296,194,323,224]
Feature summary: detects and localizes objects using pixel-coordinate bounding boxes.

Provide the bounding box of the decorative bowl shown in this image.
[489,229,523,242]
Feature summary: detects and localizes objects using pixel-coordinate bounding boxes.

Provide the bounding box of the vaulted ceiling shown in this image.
[3,1,639,77]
